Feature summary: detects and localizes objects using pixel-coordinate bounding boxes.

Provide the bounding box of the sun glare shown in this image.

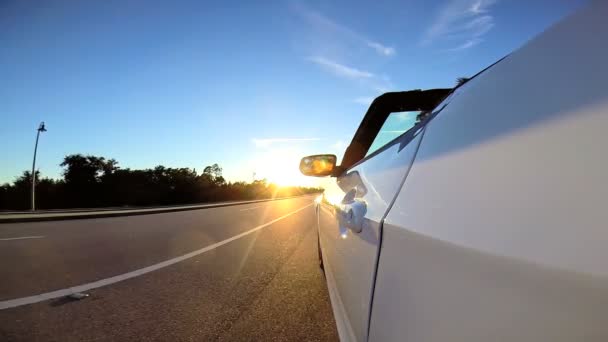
[253,148,315,187]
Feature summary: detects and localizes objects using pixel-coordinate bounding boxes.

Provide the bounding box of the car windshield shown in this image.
[366,111,421,157]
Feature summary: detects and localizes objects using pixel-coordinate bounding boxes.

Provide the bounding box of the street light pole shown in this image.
[31,122,47,211]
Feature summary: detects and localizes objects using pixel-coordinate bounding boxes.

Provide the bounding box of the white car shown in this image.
[300,2,608,341]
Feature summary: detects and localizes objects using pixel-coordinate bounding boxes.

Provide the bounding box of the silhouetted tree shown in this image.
[0,171,61,210]
[202,163,225,186]
[61,154,112,207]
[0,155,321,210]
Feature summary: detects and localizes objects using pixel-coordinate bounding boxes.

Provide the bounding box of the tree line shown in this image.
[0,154,321,210]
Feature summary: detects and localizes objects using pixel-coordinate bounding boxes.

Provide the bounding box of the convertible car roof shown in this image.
[339,88,452,171]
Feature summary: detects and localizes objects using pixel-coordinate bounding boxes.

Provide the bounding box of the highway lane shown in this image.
[0,197,311,300]
[0,197,338,341]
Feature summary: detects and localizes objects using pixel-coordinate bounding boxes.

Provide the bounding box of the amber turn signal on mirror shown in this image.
[299,154,337,177]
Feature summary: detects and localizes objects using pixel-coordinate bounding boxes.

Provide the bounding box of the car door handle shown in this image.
[338,199,367,234]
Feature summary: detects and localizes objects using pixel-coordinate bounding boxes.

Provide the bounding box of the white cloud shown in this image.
[423,0,497,51]
[308,57,393,93]
[366,41,396,57]
[292,1,396,96]
[293,1,396,57]
[469,0,492,14]
[446,38,482,51]
[252,137,320,148]
[308,56,374,80]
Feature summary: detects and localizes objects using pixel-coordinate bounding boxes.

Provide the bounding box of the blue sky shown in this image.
[0,0,584,185]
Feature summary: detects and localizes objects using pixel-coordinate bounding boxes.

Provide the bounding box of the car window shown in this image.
[365,111,421,157]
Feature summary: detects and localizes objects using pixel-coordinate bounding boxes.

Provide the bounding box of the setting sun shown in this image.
[252,148,317,187]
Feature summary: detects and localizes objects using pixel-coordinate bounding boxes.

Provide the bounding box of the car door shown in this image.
[317,106,431,342]
[368,3,608,341]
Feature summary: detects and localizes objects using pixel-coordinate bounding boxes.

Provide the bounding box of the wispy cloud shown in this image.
[446,37,482,51]
[366,42,396,57]
[293,1,395,97]
[308,57,374,80]
[292,1,395,57]
[308,56,393,93]
[252,138,320,148]
[422,0,497,51]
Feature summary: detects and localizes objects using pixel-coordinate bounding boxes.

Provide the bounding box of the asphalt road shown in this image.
[0,197,338,341]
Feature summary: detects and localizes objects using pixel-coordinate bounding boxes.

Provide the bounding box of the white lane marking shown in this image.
[0,203,313,310]
[0,236,45,241]
[239,206,263,211]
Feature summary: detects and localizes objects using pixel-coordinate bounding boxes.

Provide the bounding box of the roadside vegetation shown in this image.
[0,154,321,210]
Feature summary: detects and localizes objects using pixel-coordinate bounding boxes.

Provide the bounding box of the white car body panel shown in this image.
[319,128,424,342]
[368,2,608,341]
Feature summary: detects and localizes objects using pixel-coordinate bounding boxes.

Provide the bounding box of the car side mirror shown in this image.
[299,154,337,177]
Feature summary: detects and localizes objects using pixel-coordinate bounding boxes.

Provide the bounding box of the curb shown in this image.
[0,195,317,224]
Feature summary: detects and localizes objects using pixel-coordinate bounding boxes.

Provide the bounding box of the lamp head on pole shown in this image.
[38,122,47,132]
